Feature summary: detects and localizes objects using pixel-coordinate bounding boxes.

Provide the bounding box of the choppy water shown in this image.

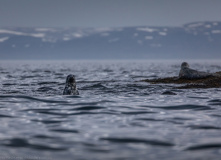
[0,60,221,160]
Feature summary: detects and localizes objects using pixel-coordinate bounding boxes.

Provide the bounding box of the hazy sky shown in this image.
[0,0,221,27]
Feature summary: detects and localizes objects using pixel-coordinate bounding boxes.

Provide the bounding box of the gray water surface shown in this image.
[0,60,221,160]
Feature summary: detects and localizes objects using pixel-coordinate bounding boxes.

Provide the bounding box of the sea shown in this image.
[0,60,221,160]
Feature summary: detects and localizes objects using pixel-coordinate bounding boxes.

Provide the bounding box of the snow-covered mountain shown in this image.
[0,21,221,59]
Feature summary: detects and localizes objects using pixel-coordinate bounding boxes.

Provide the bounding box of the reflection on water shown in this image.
[0,60,221,160]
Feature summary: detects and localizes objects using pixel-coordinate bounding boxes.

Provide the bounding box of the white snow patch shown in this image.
[211,30,221,34]
[137,27,157,32]
[63,37,71,41]
[0,29,45,38]
[145,36,153,40]
[159,32,167,36]
[0,29,26,35]
[35,28,56,32]
[73,33,83,38]
[109,38,119,43]
[0,37,9,42]
[187,23,204,28]
[31,33,45,38]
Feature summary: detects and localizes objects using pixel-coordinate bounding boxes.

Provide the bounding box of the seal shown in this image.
[141,62,221,89]
[179,62,214,79]
[63,74,79,95]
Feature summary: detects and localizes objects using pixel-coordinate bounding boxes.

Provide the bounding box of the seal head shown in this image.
[181,62,189,69]
[179,62,213,79]
[63,74,79,95]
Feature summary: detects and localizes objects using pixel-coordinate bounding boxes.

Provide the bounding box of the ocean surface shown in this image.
[0,60,221,160]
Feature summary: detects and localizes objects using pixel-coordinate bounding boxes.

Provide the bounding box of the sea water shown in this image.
[0,60,221,160]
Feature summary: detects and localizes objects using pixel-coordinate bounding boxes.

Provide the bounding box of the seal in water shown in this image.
[63,74,79,95]
[179,62,213,79]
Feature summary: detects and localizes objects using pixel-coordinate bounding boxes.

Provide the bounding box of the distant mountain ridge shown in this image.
[0,21,221,59]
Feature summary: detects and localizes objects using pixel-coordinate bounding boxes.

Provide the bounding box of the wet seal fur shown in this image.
[141,62,221,89]
[63,74,79,95]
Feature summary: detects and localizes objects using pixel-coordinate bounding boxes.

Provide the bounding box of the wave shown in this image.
[0,95,68,103]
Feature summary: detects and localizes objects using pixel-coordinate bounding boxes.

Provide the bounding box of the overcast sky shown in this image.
[0,0,221,28]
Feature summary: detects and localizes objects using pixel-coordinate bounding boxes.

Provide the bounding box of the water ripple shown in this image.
[185,143,221,151]
[50,129,79,133]
[2,138,67,151]
[31,119,66,124]
[100,137,174,146]
[73,106,105,111]
[187,125,221,130]
[145,104,212,111]
[208,99,221,106]
[0,95,68,103]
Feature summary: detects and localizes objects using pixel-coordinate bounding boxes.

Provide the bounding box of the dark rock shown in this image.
[142,71,221,89]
